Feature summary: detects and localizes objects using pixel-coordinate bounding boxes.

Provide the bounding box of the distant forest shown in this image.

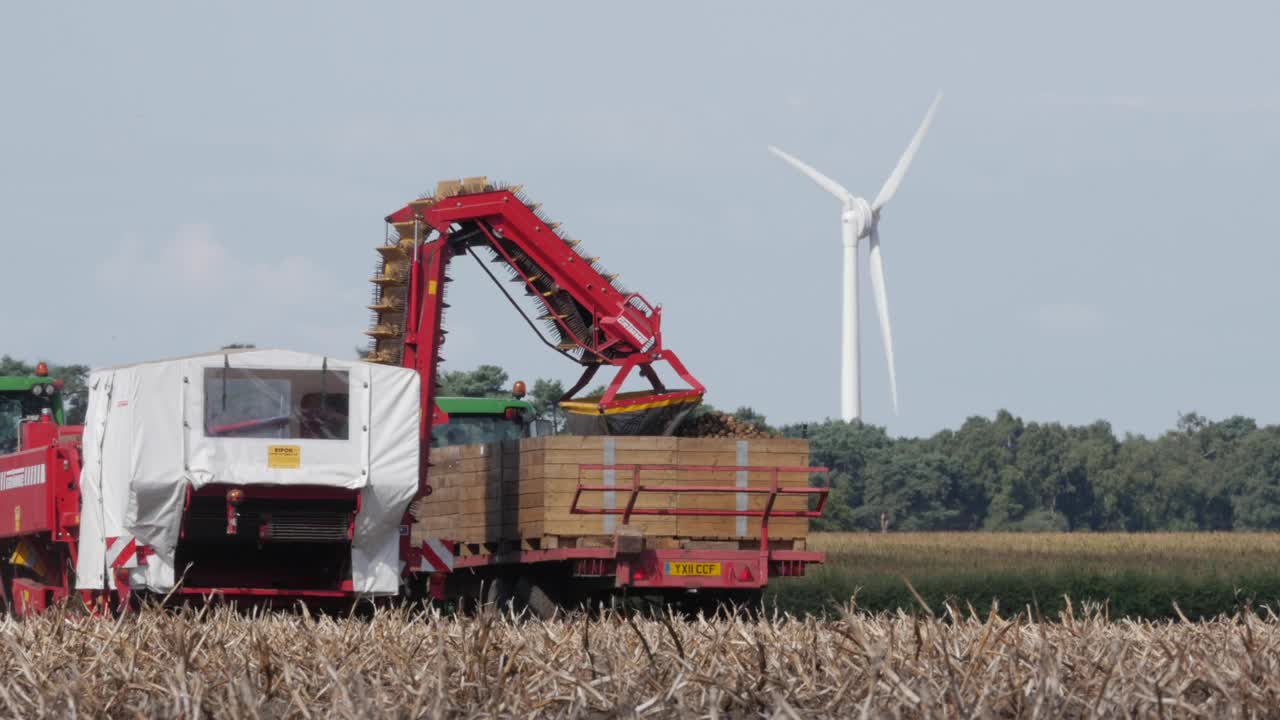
[773,410,1280,533]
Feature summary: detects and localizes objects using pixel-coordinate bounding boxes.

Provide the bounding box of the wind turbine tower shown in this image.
[769,93,941,422]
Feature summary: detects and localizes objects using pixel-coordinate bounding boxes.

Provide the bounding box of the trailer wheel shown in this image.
[687,588,763,619]
[723,589,764,617]
[454,592,477,616]
[482,576,516,613]
[516,576,559,621]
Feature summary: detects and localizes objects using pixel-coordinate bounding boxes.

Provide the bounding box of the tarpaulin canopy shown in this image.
[76,349,420,595]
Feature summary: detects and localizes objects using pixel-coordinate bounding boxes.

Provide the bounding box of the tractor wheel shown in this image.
[0,564,12,618]
[516,576,560,621]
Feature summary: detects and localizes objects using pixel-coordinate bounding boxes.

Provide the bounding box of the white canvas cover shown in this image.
[76,349,420,595]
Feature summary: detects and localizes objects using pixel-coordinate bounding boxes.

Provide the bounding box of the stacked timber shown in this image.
[411,436,814,550]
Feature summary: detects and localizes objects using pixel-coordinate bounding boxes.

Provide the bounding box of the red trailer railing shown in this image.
[571,463,829,557]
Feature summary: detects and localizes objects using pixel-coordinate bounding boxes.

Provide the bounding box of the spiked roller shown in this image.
[377,177,705,435]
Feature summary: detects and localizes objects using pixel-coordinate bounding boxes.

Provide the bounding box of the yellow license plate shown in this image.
[665,562,721,577]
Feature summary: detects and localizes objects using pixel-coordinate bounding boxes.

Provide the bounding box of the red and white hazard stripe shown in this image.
[419,538,454,573]
[106,534,147,569]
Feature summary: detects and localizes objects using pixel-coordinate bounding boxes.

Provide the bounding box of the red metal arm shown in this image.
[381,183,708,491]
[385,185,705,402]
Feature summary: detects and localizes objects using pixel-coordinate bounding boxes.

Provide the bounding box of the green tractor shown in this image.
[430,396,543,449]
[0,370,65,457]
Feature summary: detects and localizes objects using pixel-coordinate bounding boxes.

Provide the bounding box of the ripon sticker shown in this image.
[267,445,301,469]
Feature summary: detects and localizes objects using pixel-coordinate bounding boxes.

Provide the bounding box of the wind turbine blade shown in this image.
[872,92,942,212]
[767,145,851,202]
[867,226,898,413]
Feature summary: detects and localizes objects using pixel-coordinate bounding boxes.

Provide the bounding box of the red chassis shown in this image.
[113,484,364,606]
[0,414,82,615]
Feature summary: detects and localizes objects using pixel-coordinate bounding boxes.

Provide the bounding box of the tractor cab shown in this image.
[0,369,63,456]
[431,396,537,448]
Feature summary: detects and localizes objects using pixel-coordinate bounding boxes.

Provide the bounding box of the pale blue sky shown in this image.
[3,2,1278,438]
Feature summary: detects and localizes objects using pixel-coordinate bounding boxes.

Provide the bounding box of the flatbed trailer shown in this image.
[449,460,829,586]
[408,433,828,615]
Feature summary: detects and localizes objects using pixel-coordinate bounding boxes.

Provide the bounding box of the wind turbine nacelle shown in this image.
[841,199,874,240]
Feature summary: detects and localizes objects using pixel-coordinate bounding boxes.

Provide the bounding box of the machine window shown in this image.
[0,393,51,455]
[431,414,525,448]
[204,368,350,440]
[0,397,20,455]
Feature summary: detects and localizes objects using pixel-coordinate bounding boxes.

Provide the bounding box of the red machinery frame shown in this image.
[383,187,706,468]
[0,413,83,615]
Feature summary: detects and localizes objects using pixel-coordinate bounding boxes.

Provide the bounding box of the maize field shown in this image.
[771,532,1280,619]
[3,601,1280,718]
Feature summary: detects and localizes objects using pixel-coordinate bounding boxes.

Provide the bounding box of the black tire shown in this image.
[0,564,12,618]
[455,592,478,616]
[724,588,765,617]
[516,576,560,620]
[692,589,763,619]
[482,575,516,613]
[678,591,720,620]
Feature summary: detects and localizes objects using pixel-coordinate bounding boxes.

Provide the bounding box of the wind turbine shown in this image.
[769,93,940,422]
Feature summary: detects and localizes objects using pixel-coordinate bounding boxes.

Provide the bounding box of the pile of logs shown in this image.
[677,411,775,439]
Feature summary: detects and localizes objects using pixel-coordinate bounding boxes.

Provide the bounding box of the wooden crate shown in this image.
[410,436,816,549]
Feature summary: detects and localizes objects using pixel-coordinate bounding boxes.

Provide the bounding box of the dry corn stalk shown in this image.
[0,602,1276,718]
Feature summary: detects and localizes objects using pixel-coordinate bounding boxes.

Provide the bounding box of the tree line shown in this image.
[778,410,1280,532]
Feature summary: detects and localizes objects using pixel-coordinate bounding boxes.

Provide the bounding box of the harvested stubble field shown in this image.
[769,532,1280,620]
[3,603,1280,718]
